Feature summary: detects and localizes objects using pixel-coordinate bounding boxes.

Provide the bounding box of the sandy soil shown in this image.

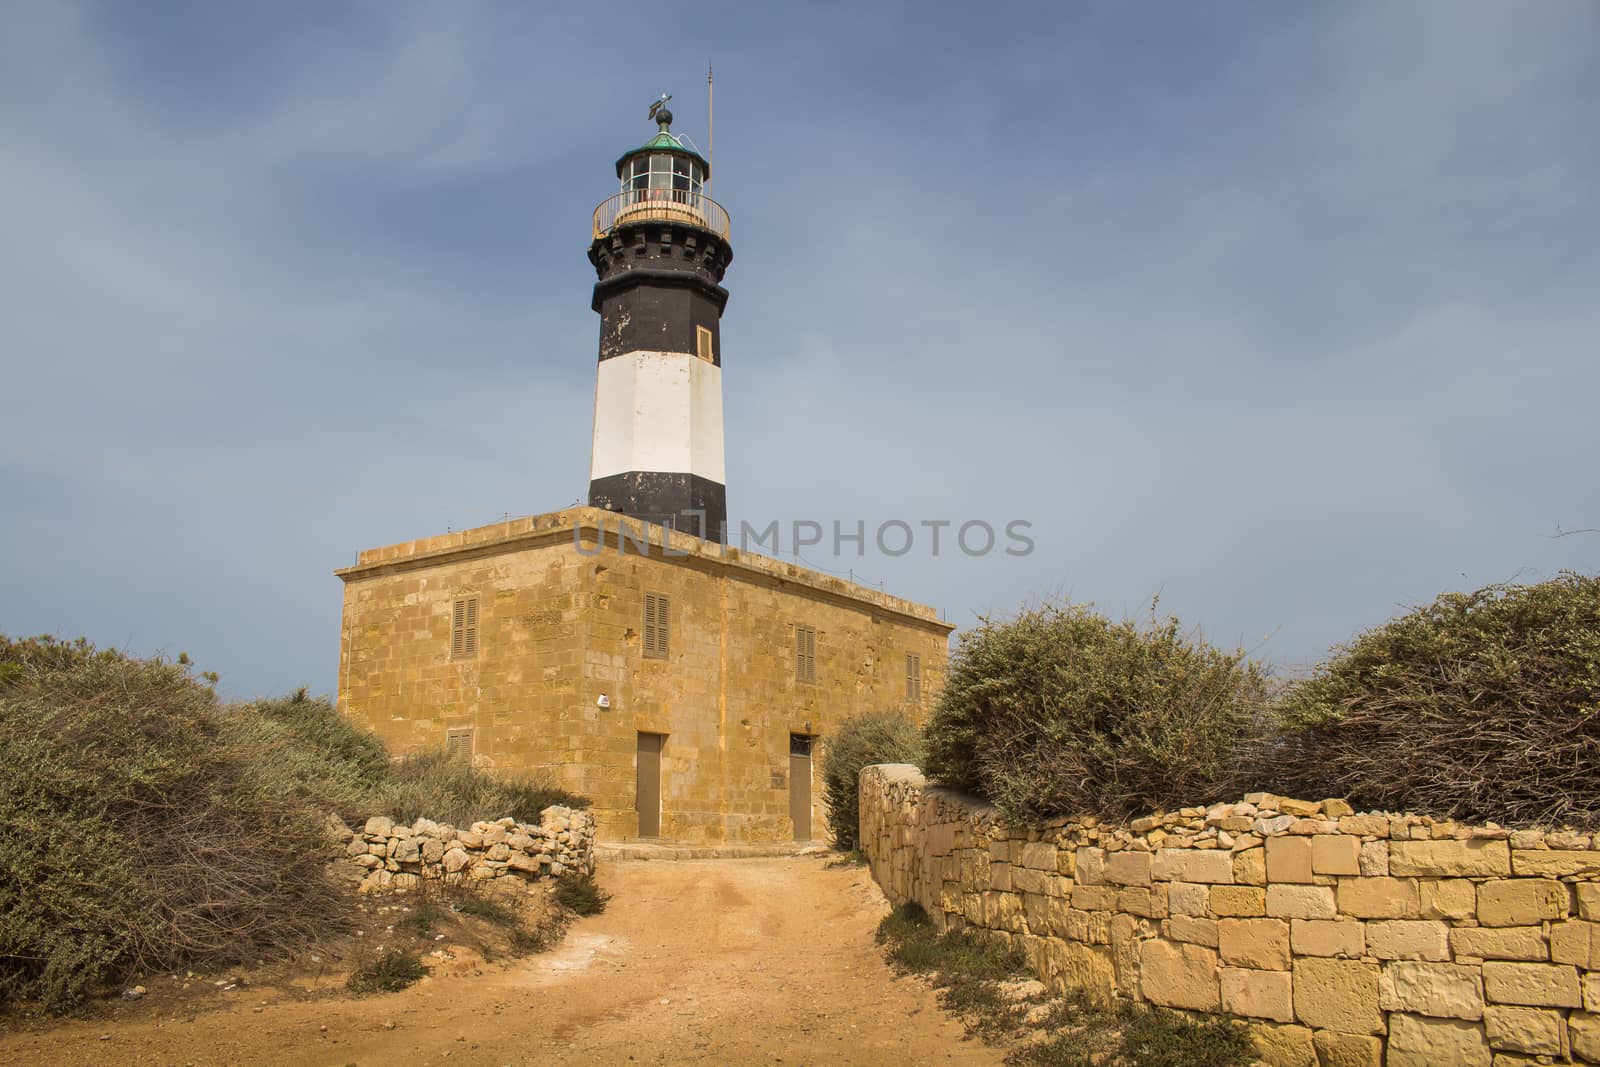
[0,856,1002,1066]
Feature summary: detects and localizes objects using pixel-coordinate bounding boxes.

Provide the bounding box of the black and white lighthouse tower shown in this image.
[586,97,733,542]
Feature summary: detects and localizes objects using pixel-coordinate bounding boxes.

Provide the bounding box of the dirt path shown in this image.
[1,857,1002,1066]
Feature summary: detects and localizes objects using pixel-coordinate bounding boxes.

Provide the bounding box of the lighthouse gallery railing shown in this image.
[592,190,731,241]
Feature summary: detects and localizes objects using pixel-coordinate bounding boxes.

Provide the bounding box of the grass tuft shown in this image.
[553,874,609,917]
[346,950,427,995]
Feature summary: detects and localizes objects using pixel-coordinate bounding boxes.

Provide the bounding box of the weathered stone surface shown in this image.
[1511,849,1600,877]
[1103,850,1152,886]
[1140,940,1220,1011]
[1293,957,1382,1034]
[1311,1029,1382,1067]
[1483,1005,1565,1055]
[1357,839,1388,877]
[1042,939,1116,1005]
[1266,836,1314,883]
[1221,967,1293,1022]
[1072,884,1116,911]
[441,847,471,873]
[1290,919,1364,958]
[1572,1011,1600,1063]
[1450,925,1548,961]
[364,816,395,837]
[1210,885,1266,917]
[1151,848,1233,883]
[1586,972,1600,1014]
[1337,876,1421,919]
[1389,838,1511,877]
[1379,961,1485,1020]
[1550,919,1598,969]
[1075,847,1107,885]
[1481,962,1581,1008]
[1019,841,1057,871]
[1366,920,1450,961]
[1386,1013,1491,1067]
[1167,915,1218,947]
[1233,846,1266,886]
[1310,835,1361,875]
[1011,865,1050,896]
[1167,880,1208,917]
[1577,883,1600,921]
[1219,917,1290,970]
[1339,814,1388,837]
[1265,884,1336,920]
[1246,1021,1316,1067]
[1477,879,1569,926]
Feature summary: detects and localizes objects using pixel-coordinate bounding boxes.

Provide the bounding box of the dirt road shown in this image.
[1,856,1002,1066]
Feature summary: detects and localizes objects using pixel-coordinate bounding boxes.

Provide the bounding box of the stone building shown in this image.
[336,103,953,844]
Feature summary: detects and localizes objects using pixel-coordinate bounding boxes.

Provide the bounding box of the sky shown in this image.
[3,1,1598,699]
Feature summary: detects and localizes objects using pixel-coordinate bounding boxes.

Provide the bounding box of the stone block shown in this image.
[1550,919,1598,968]
[1389,839,1511,877]
[1357,839,1388,877]
[1338,814,1389,837]
[1310,835,1361,875]
[1587,971,1600,1013]
[1110,913,1148,992]
[1336,876,1421,918]
[1117,886,1162,918]
[1481,962,1581,1008]
[1219,917,1291,970]
[1072,884,1116,911]
[1168,880,1208,917]
[1167,914,1218,947]
[1483,1005,1565,1055]
[1042,939,1116,1006]
[1019,841,1057,871]
[1310,1030,1382,1067]
[1292,957,1382,1034]
[1450,925,1548,961]
[1234,846,1267,885]
[1075,847,1106,885]
[1572,1011,1600,1064]
[1266,884,1336,919]
[1140,939,1220,1011]
[1221,967,1294,1022]
[1151,847,1234,883]
[1104,850,1152,886]
[1379,961,1485,1019]
[1247,1022,1317,1067]
[1011,865,1050,896]
[1577,883,1600,921]
[989,862,1012,892]
[1511,849,1600,878]
[1290,918,1365,958]
[1266,836,1314,883]
[1211,885,1267,917]
[1477,879,1569,926]
[1386,1013,1492,1067]
[1419,878,1475,921]
[1366,920,1450,961]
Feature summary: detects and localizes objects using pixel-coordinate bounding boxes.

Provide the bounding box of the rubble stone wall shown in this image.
[859,764,1600,1067]
[343,805,595,894]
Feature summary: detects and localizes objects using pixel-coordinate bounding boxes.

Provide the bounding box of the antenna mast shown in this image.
[707,62,714,199]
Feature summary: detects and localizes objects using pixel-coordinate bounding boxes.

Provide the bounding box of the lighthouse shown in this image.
[585,97,733,542]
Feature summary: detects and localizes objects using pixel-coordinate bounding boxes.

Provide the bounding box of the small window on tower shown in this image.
[695,326,714,362]
[446,727,474,762]
[643,592,670,659]
[450,597,479,660]
[906,653,923,702]
[795,625,817,684]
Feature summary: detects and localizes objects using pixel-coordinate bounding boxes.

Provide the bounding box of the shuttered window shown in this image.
[450,596,479,660]
[696,325,714,362]
[446,727,474,762]
[906,653,922,701]
[643,592,670,659]
[795,625,817,684]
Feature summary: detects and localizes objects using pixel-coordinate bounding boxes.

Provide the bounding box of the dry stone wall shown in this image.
[343,805,594,893]
[860,764,1600,1067]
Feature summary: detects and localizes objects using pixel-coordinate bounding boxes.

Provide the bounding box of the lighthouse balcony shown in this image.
[593,189,731,241]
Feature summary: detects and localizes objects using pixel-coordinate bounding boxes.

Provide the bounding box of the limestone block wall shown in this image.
[860,764,1600,1067]
[343,806,595,894]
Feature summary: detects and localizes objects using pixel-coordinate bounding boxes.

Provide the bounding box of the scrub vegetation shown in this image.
[822,710,924,849]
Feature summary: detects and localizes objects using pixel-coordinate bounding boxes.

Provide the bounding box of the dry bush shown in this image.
[924,601,1267,821]
[1262,573,1600,827]
[821,711,924,849]
[374,750,588,827]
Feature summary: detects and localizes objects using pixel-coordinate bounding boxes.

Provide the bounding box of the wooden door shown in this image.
[636,732,663,838]
[789,734,813,841]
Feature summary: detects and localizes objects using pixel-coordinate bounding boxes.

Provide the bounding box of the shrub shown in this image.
[373,750,588,827]
[552,874,609,917]
[220,691,390,824]
[924,601,1267,821]
[0,636,346,1013]
[821,711,924,849]
[1264,573,1600,827]
[346,950,427,994]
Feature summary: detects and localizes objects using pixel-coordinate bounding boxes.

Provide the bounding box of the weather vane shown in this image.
[647,93,672,122]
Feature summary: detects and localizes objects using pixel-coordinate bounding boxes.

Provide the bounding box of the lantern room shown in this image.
[593,101,729,240]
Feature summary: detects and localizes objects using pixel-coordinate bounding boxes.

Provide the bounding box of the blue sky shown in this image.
[3,1,1597,698]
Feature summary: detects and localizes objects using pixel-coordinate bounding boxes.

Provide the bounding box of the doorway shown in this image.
[789,734,814,841]
[636,732,663,838]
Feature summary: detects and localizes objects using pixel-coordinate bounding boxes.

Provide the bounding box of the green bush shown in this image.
[373,750,588,827]
[1264,573,1600,827]
[0,636,346,1014]
[346,950,427,994]
[924,601,1267,821]
[821,711,924,849]
[553,873,610,917]
[220,690,390,824]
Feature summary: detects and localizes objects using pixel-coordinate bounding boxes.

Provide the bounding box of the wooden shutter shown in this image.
[451,597,479,660]
[796,626,816,683]
[906,653,922,701]
[696,325,713,362]
[446,728,474,761]
[643,593,669,659]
